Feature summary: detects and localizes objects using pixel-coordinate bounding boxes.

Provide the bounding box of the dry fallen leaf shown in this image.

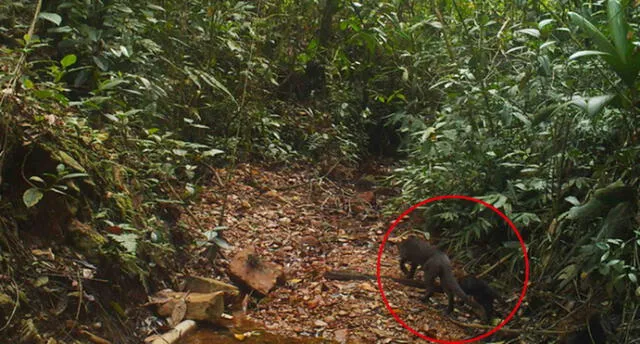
[170,299,187,327]
[314,320,328,327]
[334,329,349,343]
[358,282,376,292]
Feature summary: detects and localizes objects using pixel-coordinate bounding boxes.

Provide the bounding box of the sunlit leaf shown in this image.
[570,94,615,116]
[516,28,540,38]
[147,4,165,11]
[23,188,43,208]
[38,12,62,26]
[60,173,90,180]
[60,54,77,68]
[538,19,555,30]
[108,233,139,254]
[565,196,580,206]
[202,149,224,157]
[540,41,556,50]
[172,149,187,156]
[212,237,232,250]
[569,50,611,60]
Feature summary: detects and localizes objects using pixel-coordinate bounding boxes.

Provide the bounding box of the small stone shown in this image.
[314,320,328,327]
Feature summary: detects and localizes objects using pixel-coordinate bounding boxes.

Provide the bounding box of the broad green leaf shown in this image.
[38,12,62,26]
[516,28,540,38]
[568,12,616,56]
[23,188,44,208]
[92,56,109,71]
[119,46,129,57]
[538,19,555,30]
[57,151,86,172]
[50,186,69,195]
[60,172,90,180]
[203,230,219,241]
[23,79,34,89]
[540,41,556,50]
[212,237,232,250]
[48,26,73,33]
[586,94,615,116]
[108,233,138,254]
[538,55,551,76]
[189,68,235,102]
[569,50,611,60]
[512,111,531,125]
[147,4,165,11]
[570,96,587,109]
[570,94,615,116]
[565,196,580,206]
[494,194,507,209]
[608,0,629,65]
[60,54,77,68]
[29,176,45,184]
[99,79,127,91]
[400,67,409,82]
[202,149,224,157]
[104,114,119,122]
[33,90,55,100]
[226,40,241,52]
[505,46,527,54]
[115,5,133,14]
[172,149,187,156]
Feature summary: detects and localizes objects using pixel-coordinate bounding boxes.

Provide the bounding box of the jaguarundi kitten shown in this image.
[459,276,502,320]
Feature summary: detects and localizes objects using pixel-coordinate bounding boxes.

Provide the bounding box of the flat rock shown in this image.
[228,248,285,296]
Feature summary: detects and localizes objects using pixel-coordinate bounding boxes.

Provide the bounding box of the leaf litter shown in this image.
[184,162,481,343]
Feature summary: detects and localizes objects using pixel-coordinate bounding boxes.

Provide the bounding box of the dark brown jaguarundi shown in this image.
[398,236,488,322]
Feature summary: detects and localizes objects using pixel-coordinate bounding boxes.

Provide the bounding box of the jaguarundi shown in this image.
[431,275,502,321]
[459,276,502,320]
[398,236,488,322]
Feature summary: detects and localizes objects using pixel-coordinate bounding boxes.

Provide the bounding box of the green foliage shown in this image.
[569,0,640,87]
[22,163,89,208]
[386,0,640,315]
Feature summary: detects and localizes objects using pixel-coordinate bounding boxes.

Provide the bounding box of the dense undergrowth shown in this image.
[0,0,639,343]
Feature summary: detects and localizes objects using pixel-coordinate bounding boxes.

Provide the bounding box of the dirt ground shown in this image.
[183,163,492,343]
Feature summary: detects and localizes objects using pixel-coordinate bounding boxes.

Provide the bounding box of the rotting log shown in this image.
[156,291,225,324]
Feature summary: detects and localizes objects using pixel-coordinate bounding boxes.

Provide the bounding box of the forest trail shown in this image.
[183,163,484,343]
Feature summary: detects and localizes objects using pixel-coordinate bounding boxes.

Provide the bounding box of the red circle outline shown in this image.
[376,195,529,344]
